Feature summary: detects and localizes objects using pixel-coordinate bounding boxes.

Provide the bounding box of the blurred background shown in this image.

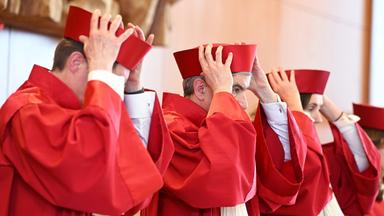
[0,0,383,112]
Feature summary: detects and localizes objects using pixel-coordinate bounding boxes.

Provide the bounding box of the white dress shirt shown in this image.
[124,91,156,147]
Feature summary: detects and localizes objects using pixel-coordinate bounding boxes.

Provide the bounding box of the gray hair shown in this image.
[182,76,204,97]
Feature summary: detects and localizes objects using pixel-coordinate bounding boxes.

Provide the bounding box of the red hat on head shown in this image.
[64,6,151,70]
[173,44,257,79]
[287,69,330,94]
[353,103,384,130]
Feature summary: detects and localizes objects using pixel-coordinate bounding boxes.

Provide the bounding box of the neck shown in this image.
[52,68,83,104]
[187,94,209,112]
[51,68,65,80]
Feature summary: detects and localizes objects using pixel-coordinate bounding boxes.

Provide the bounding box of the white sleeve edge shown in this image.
[88,70,125,100]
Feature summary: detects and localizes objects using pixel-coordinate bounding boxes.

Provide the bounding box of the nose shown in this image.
[236,94,249,110]
[313,111,323,123]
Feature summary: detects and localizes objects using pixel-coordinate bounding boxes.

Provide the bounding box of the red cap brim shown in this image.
[353,103,384,130]
[286,69,330,94]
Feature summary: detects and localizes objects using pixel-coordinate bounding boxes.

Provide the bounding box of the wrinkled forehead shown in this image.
[232,72,251,87]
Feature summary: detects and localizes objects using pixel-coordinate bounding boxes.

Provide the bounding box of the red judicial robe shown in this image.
[322,124,381,216]
[158,92,257,216]
[247,108,329,216]
[252,112,332,216]
[0,65,163,215]
[372,201,384,216]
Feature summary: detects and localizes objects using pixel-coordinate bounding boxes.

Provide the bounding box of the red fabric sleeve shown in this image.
[163,92,257,208]
[323,124,381,216]
[262,112,332,216]
[247,108,307,214]
[2,81,163,215]
[372,201,384,216]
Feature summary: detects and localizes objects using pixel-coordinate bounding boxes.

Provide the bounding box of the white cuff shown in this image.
[333,113,360,132]
[260,101,288,124]
[124,91,156,118]
[88,70,125,100]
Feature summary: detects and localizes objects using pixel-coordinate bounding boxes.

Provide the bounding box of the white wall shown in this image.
[0,0,372,112]
[0,27,166,106]
[0,29,9,105]
[369,0,384,106]
[165,0,370,112]
[0,28,59,105]
[276,0,369,112]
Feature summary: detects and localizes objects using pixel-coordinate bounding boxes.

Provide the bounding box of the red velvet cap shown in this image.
[353,103,384,130]
[174,44,257,79]
[64,6,151,70]
[286,69,330,94]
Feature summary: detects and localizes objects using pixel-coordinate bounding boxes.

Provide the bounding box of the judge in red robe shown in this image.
[64,8,175,216]
[353,103,384,216]
[0,10,164,216]
[289,69,381,215]
[258,69,333,216]
[158,44,308,216]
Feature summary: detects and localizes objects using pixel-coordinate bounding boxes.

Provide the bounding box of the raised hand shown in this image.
[124,23,155,93]
[79,10,133,73]
[248,55,277,103]
[268,69,303,112]
[320,95,343,122]
[198,44,233,94]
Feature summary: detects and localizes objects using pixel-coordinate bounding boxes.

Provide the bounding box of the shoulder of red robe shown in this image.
[0,64,84,140]
[173,43,257,79]
[64,6,151,70]
[285,69,330,94]
[353,103,384,131]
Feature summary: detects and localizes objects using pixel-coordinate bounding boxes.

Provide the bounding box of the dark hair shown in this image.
[300,93,313,109]
[52,39,84,71]
[362,127,384,148]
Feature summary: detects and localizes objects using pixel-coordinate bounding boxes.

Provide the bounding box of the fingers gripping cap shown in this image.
[286,69,330,94]
[64,6,152,70]
[173,44,257,79]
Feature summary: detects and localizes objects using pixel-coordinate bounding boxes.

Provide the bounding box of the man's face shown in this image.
[200,73,251,111]
[232,73,251,110]
[304,94,324,123]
